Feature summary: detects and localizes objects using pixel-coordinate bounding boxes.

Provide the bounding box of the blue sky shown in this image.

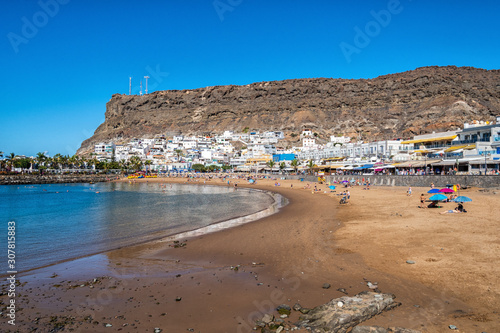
[1,0,499,157]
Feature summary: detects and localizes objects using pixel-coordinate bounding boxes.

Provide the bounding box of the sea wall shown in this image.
[288,174,500,188]
[0,174,114,185]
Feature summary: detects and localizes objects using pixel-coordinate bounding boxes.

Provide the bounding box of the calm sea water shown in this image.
[0,182,276,273]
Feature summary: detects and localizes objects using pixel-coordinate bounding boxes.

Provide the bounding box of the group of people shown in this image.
[417,183,467,213]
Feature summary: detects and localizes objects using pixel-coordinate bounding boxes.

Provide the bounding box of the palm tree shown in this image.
[144,160,153,174]
[119,160,130,173]
[6,153,16,172]
[291,159,299,174]
[89,157,99,171]
[279,162,286,173]
[267,160,275,174]
[307,159,315,175]
[52,153,63,172]
[36,152,46,164]
[69,155,79,170]
[175,149,184,162]
[129,156,143,171]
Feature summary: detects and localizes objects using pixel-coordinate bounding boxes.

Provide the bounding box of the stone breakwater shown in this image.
[0,174,113,185]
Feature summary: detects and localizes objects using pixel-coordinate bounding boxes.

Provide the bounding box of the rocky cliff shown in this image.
[78,66,500,154]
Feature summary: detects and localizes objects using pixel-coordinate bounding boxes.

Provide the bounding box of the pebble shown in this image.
[262,314,274,324]
[449,325,458,330]
[337,301,344,307]
[105,323,112,327]
[406,260,416,264]
[322,283,331,289]
[154,329,162,333]
[175,297,182,302]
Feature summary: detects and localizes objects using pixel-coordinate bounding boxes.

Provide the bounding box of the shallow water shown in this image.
[0,182,276,273]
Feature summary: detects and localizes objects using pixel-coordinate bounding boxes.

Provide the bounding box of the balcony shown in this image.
[453,138,491,145]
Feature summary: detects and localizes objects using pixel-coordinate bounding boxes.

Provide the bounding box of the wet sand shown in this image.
[1,177,499,332]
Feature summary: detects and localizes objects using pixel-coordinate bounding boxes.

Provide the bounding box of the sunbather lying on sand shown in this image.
[440,209,462,214]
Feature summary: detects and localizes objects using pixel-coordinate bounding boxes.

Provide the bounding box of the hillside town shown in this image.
[3,118,500,176]
[87,117,500,175]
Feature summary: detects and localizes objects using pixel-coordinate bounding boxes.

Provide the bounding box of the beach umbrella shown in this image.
[429,194,448,201]
[453,196,472,203]
[342,180,349,183]
[427,188,440,193]
[329,185,336,190]
[439,188,455,193]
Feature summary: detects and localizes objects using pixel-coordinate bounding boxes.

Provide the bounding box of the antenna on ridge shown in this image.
[129,77,132,95]
[140,80,143,96]
[144,76,150,94]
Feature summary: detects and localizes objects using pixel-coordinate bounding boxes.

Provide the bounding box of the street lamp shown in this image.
[424,153,427,175]
[484,149,489,175]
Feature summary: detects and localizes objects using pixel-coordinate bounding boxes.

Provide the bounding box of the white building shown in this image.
[94,142,115,155]
[330,135,351,144]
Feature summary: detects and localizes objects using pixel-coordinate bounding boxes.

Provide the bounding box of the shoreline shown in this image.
[1,176,498,332]
[2,182,285,278]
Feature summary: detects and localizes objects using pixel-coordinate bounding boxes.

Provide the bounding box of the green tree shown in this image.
[174,149,184,162]
[119,160,130,173]
[279,162,286,173]
[192,164,206,172]
[6,153,16,171]
[129,156,143,171]
[307,159,315,175]
[36,152,47,168]
[14,158,31,171]
[267,160,275,172]
[207,164,221,172]
[52,153,63,172]
[291,159,299,173]
[144,160,153,174]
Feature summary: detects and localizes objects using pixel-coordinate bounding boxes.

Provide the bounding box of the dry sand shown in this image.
[1,176,499,332]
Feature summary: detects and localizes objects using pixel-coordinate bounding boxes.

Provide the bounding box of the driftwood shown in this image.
[297,291,402,333]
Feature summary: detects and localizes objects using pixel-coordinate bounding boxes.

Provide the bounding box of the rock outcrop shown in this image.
[78,66,500,155]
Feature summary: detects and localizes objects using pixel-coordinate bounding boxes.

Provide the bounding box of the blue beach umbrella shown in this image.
[329,185,336,190]
[429,194,448,201]
[453,196,472,203]
[427,189,440,193]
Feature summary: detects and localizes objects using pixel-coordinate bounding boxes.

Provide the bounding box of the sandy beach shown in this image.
[1,176,499,332]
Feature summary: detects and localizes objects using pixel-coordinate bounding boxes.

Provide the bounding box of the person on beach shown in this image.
[440,209,462,214]
[419,194,426,208]
[407,186,412,196]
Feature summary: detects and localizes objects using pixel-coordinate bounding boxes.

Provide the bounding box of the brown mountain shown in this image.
[77,66,500,154]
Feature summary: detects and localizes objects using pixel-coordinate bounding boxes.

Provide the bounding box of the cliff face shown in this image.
[78,66,500,154]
